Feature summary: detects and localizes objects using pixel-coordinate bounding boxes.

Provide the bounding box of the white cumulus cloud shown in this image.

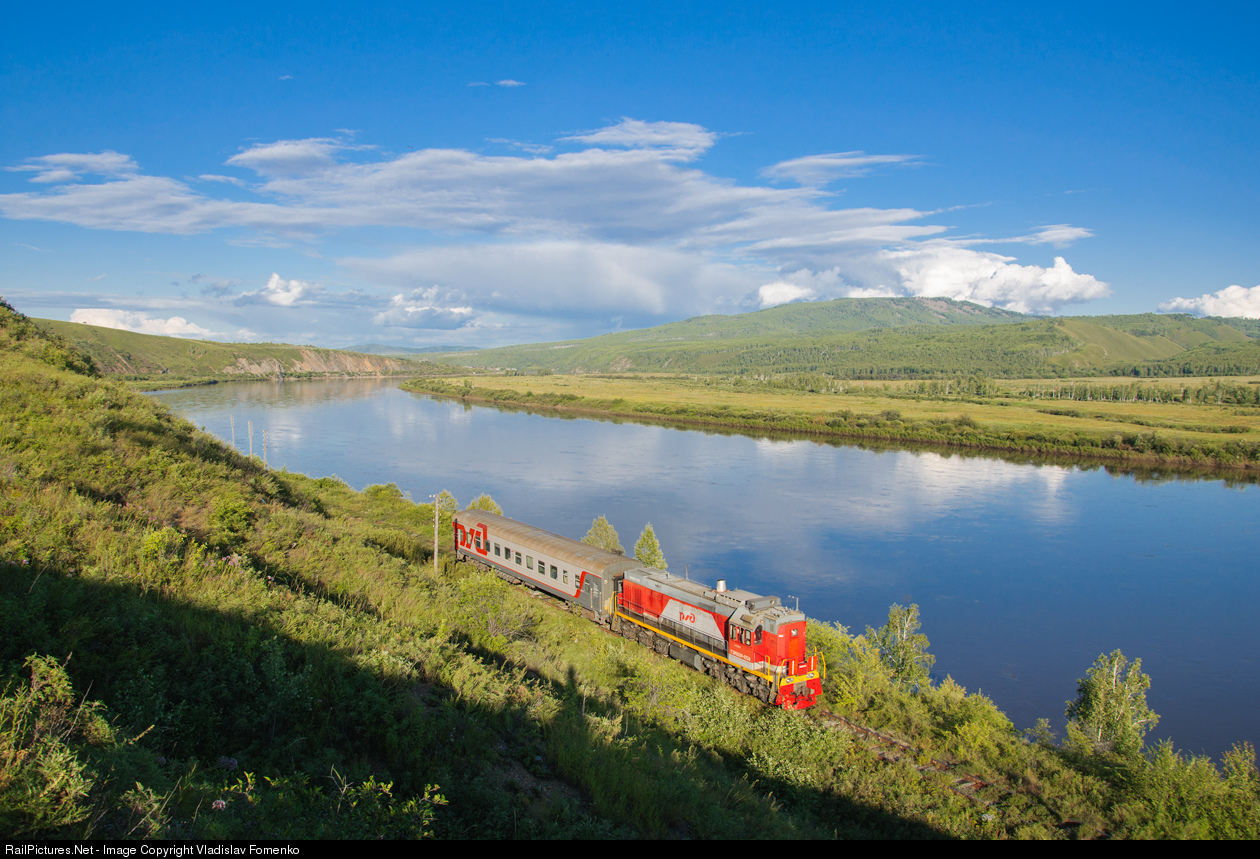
[70,308,215,337]
[236,273,321,306]
[373,289,476,329]
[757,282,817,308]
[1158,285,1260,318]
[872,250,1110,314]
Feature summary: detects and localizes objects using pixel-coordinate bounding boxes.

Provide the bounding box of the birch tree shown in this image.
[634,523,667,569]
[1066,649,1159,759]
[867,603,934,688]
[466,493,503,515]
[582,515,624,554]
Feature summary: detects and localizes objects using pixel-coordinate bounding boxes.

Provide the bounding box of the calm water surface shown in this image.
[153,378,1260,758]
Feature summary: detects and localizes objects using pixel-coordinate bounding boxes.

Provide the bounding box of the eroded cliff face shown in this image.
[221,349,410,375]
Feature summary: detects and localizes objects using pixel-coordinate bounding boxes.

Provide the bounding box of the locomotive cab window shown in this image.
[755,627,763,644]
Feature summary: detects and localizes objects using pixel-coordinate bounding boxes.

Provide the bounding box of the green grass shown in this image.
[400,373,1260,474]
[3,298,1258,839]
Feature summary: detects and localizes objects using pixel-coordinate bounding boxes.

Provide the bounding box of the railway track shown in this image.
[813,708,1012,808]
[494,560,1015,809]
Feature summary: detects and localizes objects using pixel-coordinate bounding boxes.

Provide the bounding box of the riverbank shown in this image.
[400,374,1260,473]
[124,369,422,392]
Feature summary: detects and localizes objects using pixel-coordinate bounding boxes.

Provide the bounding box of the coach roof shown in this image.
[455,510,644,578]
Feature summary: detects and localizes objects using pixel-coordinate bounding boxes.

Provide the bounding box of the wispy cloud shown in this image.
[1004,224,1094,247]
[946,224,1095,249]
[190,274,240,298]
[762,151,920,186]
[495,79,526,87]
[6,151,138,184]
[560,118,717,159]
[198,174,251,188]
[486,138,553,155]
[0,118,1109,323]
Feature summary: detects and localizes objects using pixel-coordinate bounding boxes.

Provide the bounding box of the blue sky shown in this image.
[2,2,1257,347]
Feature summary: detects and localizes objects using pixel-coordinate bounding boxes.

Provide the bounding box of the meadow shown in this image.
[400,373,1260,473]
[3,299,1258,839]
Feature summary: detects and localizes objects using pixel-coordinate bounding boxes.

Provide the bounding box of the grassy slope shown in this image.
[32,318,452,383]
[433,302,1259,378]
[3,302,1258,839]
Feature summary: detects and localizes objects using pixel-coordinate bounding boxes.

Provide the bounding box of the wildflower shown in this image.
[211,799,226,812]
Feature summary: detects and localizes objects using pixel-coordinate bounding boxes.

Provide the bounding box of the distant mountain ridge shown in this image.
[430,298,1260,378]
[348,343,483,355]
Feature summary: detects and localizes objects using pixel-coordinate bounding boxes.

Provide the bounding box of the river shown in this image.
[152,377,1260,759]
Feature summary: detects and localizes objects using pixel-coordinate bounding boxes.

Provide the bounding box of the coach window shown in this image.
[526,556,533,569]
[550,565,558,579]
[494,544,501,556]
[475,535,482,550]
[563,570,568,584]
[515,552,522,565]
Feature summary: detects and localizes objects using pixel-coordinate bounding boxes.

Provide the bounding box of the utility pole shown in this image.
[429,494,439,576]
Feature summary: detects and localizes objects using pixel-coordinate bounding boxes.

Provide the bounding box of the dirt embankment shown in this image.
[222,349,410,375]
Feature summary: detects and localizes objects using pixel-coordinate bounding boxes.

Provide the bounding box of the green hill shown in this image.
[31,318,449,380]
[348,343,482,356]
[433,302,1259,379]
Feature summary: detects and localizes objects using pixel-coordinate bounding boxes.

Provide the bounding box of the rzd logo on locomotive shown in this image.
[454,521,489,556]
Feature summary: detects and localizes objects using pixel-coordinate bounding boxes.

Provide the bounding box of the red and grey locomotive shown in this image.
[453,510,824,710]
